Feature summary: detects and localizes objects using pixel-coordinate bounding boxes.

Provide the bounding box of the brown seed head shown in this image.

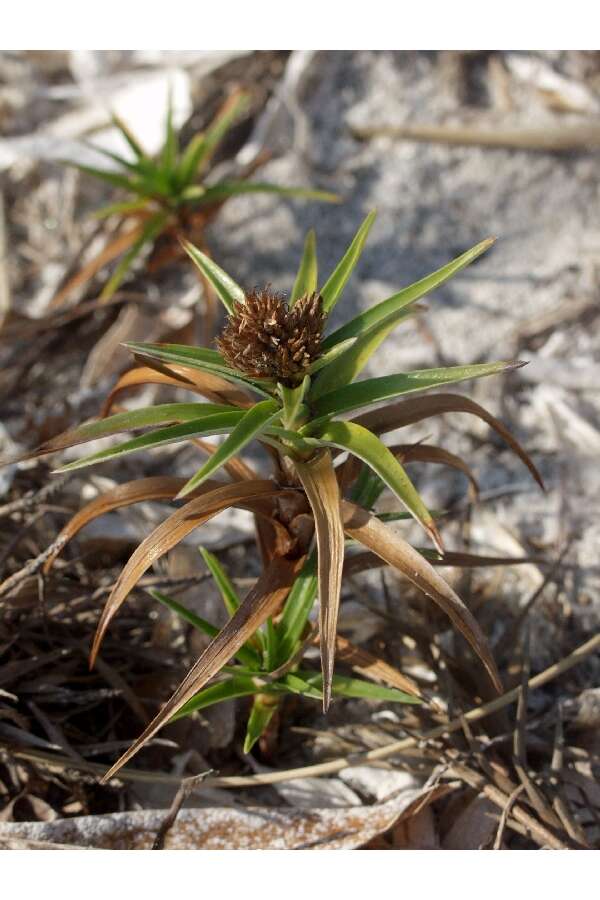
[216,287,326,385]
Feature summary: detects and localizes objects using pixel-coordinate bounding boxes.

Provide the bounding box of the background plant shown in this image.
[16,211,543,779]
[55,89,337,314]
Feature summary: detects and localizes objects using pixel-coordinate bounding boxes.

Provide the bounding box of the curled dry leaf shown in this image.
[352,392,544,490]
[343,549,539,577]
[50,223,146,310]
[89,480,293,666]
[337,441,479,496]
[42,476,187,575]
[341,500,502,693]
[329,634,423,701]
[390,443,479,495]
[100,363,252,415]
[295,450,345,711]
[101,554,305,783]
[43,476,289,577]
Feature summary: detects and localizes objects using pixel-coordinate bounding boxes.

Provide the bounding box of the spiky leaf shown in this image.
[175,400,280,498]
[291,229,318,305]
[320,210,376,313]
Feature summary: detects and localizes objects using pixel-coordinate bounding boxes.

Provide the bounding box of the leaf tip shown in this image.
[490,666,504,695]
[89,619,107,670]
[100,762,121,785]
[429,522,445,555]
[505,359,528,372]
[174,484,194,500]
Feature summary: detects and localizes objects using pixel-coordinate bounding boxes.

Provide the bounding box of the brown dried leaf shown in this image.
[43,472,290,574]
[344,549,538,577]
[90,480,290,666]
[43,476,187,575]
[102,363,252,415]
[337,441,479,495]
[341,501,502,693]
[352,393,544,489]
[331,634,423,701]
[391,443,479,495]
[295,451,345,711]
[101,554,304,782]
[50,223,145,309]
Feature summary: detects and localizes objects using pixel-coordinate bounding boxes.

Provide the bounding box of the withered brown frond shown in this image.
[216,288,326,385]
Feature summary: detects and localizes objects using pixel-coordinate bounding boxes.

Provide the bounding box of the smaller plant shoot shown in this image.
[56,89,337,307]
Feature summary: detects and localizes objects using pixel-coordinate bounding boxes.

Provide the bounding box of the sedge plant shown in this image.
[55,90,337,308]
[16,210,543,778]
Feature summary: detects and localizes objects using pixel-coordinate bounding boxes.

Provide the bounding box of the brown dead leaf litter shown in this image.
[1,51,600,849]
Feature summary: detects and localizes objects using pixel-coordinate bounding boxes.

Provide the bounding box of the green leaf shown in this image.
[319,672,421,704]
[178,185,206,202]
[161,87,178,176]
[82,141,142,174]
[176,132,209,188]
[313,420,440,549]
[306,338,357,376]
[276,672,324,700]
[279,376,310,429]
[125,340,229,371]
[311,360,522,418]
[243,695,279,753]
[376,510,427,522]
[291,229,318,305]
[171,676,263,721]
[264,425,316,456]
[310,306,418,400]
[198,547,265,656]
[111,113,147,160]
[350,463,387,510]
[264,618,278,669]
[125,340,275,397]
[182,241,245,314]
[48,402,231,449]
[199,546,242,618]
[322,237,495,349]
[176,400,281,498]
[199,182,339,207]
[66,161,149,196]
[319,210,376,313]
[189,91,249,178]
[55,412,244,473]
[149,589,259,668]
[100,211,169,300]
[276,550,318,665]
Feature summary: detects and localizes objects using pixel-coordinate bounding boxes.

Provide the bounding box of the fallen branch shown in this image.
[350,121,600,153]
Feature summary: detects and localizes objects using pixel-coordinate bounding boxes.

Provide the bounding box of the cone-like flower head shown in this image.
[216,288,326,385]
